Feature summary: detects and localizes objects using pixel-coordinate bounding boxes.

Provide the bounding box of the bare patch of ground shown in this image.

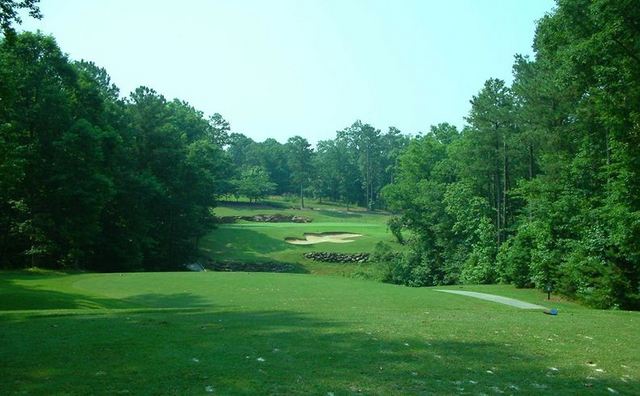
[285,232,363,245]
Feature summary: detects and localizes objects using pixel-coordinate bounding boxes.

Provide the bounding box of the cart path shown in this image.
[436,290,546,309]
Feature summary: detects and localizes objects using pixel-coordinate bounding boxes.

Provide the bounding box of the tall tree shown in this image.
[338,121,383,209]
[286,136,313,208]
[464,79,517,246]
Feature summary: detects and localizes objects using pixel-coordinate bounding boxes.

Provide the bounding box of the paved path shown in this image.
[435,290,546,309]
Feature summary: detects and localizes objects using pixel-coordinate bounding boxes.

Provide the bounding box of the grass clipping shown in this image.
[285,232,362,245]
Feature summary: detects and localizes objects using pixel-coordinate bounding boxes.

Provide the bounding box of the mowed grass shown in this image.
[1,271,638,395]
[201,200,401,275]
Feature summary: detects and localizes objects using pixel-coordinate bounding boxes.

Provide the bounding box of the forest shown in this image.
[1,0,638,309]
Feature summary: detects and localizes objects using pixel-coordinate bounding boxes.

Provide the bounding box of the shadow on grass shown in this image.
[201,226,312,273]
[204,260,309,274]
[315,209,362,219]
[1,306,636,395]
[0,275,213,311]
[218,200,290,210]
[0,275,94,311]
[204,226,289,256]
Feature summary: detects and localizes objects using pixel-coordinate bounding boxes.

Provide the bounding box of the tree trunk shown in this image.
[495,172,501,246]
[528,143,534,222]
[495,126,502,246]
[503,139,509,238]
[528,144,534,180]
[300,183,304,209]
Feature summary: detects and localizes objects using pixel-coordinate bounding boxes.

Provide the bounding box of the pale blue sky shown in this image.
[21,0,555,143]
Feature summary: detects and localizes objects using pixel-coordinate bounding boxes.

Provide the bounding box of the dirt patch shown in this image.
[285,232,363,245]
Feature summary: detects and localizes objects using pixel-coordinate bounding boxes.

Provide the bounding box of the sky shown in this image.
[20,0,556,144]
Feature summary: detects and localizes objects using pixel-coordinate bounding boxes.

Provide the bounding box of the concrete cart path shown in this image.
[436,290,546,309]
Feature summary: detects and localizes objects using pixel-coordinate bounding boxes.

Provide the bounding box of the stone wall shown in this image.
[303,252,369,263]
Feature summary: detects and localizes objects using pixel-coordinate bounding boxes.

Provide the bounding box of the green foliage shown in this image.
[246,138,290,194]
[2,0,640,310]
[0,0,41,38]
[496,224,535,288]
[379,0,640,309]
[0,32,227,271]
[386,216,404,244]
[233,166,276,203]
[285,135,313,208]
[459,218,497,284]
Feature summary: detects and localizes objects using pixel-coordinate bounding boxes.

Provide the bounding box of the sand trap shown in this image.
[285,232,363,245]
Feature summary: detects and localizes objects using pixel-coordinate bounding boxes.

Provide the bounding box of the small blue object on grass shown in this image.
[543,308,558,315]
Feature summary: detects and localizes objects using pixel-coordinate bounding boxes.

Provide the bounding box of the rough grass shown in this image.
[202,198,402,276]
[1,271,638,395]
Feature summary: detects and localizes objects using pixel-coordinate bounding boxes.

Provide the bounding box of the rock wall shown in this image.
[216,214,312,223]
[303,252,369,263]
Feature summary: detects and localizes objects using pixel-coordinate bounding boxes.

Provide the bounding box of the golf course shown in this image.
[2,202,639,394]
[200,199,400,276]
[3,0,640,394]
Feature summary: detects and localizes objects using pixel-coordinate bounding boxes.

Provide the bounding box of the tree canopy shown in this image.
[1,0,639,309]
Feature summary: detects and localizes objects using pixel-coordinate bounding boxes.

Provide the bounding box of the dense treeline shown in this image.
[225,122,408,209]
[2,0,638,309]
[383,0,640,309]
[0,32,229,271]
[0,4,407,270]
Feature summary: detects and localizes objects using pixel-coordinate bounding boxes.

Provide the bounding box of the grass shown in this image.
[202,198,402,276]
[1,270,638,395]
[4,199,638,393]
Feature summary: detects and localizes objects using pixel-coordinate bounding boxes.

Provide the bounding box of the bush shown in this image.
[387,216,405,244]
[459,218,497,284]
[496,223,537,288]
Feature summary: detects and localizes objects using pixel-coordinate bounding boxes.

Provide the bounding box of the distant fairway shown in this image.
[200,199,401,275]
[1,271,638,395]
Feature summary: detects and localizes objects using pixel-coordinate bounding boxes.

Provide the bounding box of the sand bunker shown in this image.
[285,232,363,245]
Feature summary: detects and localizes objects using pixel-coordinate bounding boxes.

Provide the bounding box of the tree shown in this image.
[245,138,290,194]
[0,0,42,39]
[338,121,385,209]
[382,133,455,285]
[0,32,87,267]
[464,78,518,246]
[312,139,345,203]
[380,126,409,188]
[233,166,276,203]
[209,113,230,146]
[126,89,224,269]
[226,133,254,168]
[286,136,313,208]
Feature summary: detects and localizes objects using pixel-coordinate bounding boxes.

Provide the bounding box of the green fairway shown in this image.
[201,200,401,276]
[1,271,638,395]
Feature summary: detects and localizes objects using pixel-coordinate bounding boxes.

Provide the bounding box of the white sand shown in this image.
[285,232,363,245]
